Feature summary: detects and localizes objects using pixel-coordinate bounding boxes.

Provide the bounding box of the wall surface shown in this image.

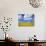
[0,0,46,40]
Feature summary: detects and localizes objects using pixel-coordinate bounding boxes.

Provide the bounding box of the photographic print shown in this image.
[18,14,35,26]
